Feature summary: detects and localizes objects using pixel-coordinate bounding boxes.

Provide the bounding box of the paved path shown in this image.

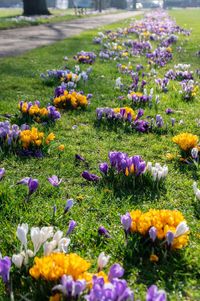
[0,11,142,57]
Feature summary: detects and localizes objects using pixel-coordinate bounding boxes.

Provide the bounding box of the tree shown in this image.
[132,0,136,9]
[110,0,127,9]
[23,0,50,16]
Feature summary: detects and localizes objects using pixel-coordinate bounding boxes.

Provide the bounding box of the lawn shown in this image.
[0,7,105,30]
[0,7,125,30]
[0,8,200,301]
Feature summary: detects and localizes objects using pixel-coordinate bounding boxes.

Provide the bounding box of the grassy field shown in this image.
[0,8,200,301]
[0,7,112,30]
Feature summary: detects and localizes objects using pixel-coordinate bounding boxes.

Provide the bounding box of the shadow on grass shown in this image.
[122,236,200,295]
[173,160,199,181]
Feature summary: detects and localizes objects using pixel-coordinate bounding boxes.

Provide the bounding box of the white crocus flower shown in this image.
[175,221,189,238]
[97,252,110,271]
[58,238,70,253]
[17,223,29,250]
[193,182,200,200]
[31,226,54,255]
[53,230,63,244]
[12,254,24,269]
[146,162,152,172]
[115,77,123,89]
[43,240,57,256]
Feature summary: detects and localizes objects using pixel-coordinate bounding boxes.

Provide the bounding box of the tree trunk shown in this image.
[132,0,136,10]
[23,0,50,16]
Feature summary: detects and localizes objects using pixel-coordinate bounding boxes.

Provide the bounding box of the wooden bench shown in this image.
[73,0,92,15]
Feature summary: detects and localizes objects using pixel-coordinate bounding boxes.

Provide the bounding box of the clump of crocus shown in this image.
[18,101,61,123]
[82,151,168,192]
[19,127,55,157]
[128,91,152,105]
[74,51,96,64]
[53,89,90,110]
[122,209,189,256]
[12,223,70,269]
[179,80,199,101]
[172,133,199,160]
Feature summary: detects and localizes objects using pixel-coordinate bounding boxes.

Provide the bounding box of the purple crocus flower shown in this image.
[52,275,86,298]
[0,256,11,283]
[108,263,124,281]
[75,154,85,161]
[146,285,166,301]
[149,227,157,242]
[82,171,100,182]
[121,213,132,232]
[166,231,175,246]
[66,220,77,236]
[28,178,39,196]
[17,177,38,197]
[48,175,62,187]
[0,168,5,180]
[171,118,176,127]
[98,226,111,238]
[135,108,144,120]
[64,199,74,214]
[17,177,31,185]
[165,108,174,114]
[99,163,109,175]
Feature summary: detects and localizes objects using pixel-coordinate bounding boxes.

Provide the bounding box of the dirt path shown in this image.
[0,11,142,57]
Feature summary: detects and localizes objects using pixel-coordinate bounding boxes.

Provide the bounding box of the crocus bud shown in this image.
[175,221,189,237]
[66,220,77,236]
[64,199,74,214]
[82,171,100,182]
[12,254,24,269]
[0,256,11,283]
[121,213,132,232]
[97,252,110,271]
[17,223,29,250]
[98,226,110,238]
[75,154,85,161]
[166,231,174,246]
[99,163,109,175]
[149,226,157,242]
[0,168,5,180]
[74,280,86,297]
[28,178,39,196]
[191,147,198,159]
[108,263,124,281]
[58,238,71,253]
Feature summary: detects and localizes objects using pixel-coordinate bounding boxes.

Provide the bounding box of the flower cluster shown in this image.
[128,91,152,105]
[0,121,55,156]
[96,107,151,133]
[122,209,189,250]
[172,132,198,152]
[20,127,55,149]
[19,101,61,123]
[74,51,96,64]
[82,151,168,191]
[30,253,90,281]
[12,224,71,269]
[53,89,90,110]
[146,47,173,67]
[96,107,136,122]
[179,80,199,101]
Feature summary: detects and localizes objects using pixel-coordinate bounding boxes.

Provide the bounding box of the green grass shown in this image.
[0,7,124,30]
[0,8,200,301]
[0,8,79,29]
